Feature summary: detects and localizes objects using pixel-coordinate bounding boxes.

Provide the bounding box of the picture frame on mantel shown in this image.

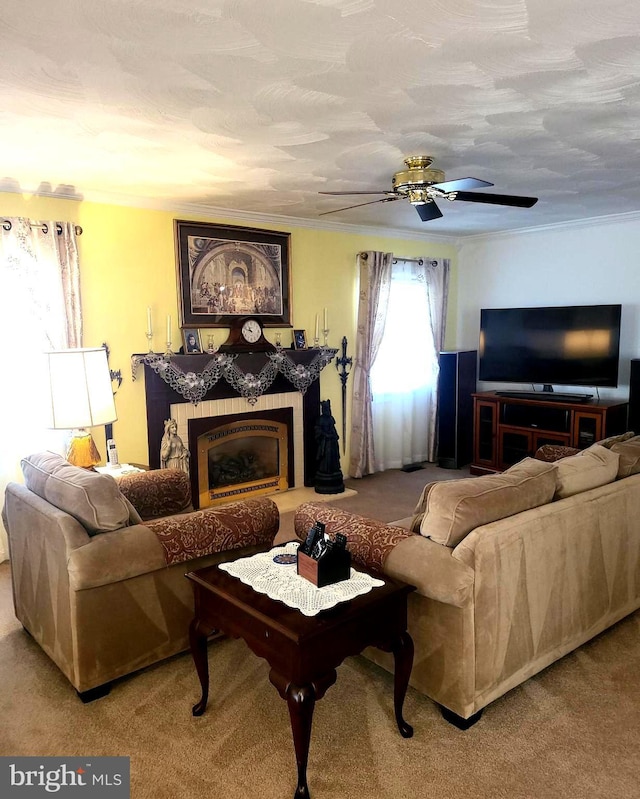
[182,328,202,353]
[175,219,292,328]
[293,329,307,350]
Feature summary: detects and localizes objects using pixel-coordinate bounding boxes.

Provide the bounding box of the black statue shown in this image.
[314,399,345,494]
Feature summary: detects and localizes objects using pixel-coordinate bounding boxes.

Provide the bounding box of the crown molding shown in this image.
[154,198,460,243]
[0,184,459,244]
[12,182,637,246]
[457,208,640,245]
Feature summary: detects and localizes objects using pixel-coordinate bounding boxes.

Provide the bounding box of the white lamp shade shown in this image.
[45,348,117,430]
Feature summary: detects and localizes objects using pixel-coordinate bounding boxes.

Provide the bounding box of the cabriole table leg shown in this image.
[286,683,316,799]
[391,630,415,738]
[189,617,213,716]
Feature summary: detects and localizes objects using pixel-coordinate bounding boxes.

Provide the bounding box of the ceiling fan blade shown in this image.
[453,191,538,208]
[318,190,394,196]
[415,201,443,221]
[431,177,494,192]
[319,196,400,216]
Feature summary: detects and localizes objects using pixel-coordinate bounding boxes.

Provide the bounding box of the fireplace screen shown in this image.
[197,419,288,507]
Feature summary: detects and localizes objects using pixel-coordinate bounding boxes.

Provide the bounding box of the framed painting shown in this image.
[175,220,292,328]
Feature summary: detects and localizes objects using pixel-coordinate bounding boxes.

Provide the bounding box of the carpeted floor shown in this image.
[270,485,357,514]
[2,464,640,798]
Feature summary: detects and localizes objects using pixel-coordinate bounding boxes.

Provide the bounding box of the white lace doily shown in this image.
[218,542,385,617]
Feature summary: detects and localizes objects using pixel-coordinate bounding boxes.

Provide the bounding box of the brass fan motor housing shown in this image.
[392,156,445,194]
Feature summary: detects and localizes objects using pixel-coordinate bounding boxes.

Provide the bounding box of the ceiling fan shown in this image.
[319,156,538,222]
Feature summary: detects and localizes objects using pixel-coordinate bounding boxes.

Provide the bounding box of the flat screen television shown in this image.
[479,304,622,390]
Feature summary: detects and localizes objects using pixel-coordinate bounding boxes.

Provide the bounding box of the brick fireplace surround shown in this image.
[141,352,322,509]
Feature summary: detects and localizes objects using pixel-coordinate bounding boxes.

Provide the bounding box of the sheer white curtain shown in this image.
[369,257,449,471]
[0,218,82,562]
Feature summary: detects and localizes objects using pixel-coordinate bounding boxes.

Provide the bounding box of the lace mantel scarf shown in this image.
[132,347,337,404]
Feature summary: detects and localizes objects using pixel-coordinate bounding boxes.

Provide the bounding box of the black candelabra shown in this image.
[335,336,353,453]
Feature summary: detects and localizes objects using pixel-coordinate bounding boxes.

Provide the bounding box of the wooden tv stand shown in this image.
[471,391,629,475]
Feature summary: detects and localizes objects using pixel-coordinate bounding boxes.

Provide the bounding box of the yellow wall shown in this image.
[2,192,457,470]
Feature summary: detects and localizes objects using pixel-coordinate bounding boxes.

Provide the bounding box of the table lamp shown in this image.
[45,347,118,468]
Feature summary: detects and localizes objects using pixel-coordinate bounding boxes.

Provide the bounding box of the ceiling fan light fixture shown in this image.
[407,188,431,205]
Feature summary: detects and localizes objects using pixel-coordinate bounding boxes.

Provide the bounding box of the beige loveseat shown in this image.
[3,452,279,701]
[292,435,640,727]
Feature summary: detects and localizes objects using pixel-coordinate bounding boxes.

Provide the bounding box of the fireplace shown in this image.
[141,353,324,508]
[190,408,294,507]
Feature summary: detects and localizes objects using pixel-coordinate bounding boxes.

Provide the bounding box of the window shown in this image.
[0,219,80,561]
[369,260,439,471]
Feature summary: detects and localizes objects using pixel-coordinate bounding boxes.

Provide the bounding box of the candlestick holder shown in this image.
[313,336,320,349]
[164,341,174,357]
[275,332,282,350]
[146,332,154,353]
[322,328,329,347]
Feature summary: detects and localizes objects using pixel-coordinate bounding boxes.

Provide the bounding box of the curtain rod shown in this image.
[358,252,424,265]
[393,257,423,265]
[358,252,424,266]
[2,219,83,235]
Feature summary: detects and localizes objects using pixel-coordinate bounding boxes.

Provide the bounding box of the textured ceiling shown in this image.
[2,0,640,236]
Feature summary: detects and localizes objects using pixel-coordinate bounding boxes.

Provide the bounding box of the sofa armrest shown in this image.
[293,502,414,573]
[147,496,279,566]
[384,535,474,608]
[67,524,167,590]
[68,496,280,589]
[118,469,192,520]
[293,502,474,608]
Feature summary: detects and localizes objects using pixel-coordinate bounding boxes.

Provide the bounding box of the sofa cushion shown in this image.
[611,435,640,478]
[410,474,476,531]
[419,458,557,548]
[409,482,437,532]
[21,451,131,535]
[595,430,636,449]
[122,495,143,525]
[553,444,619,499]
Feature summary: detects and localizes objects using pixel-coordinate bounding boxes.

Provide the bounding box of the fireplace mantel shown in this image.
[139,351,326,487]
[132,347,337,404]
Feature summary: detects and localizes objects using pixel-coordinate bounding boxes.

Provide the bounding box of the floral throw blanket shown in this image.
[146,497,279,566]
[293,501,413,572]
[118,469,192,521]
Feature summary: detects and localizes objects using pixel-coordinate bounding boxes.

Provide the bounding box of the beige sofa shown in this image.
[3,452,279,701]
[292,435,640,727]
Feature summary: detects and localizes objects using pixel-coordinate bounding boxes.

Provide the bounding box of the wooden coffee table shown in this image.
[186,545,416,799]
